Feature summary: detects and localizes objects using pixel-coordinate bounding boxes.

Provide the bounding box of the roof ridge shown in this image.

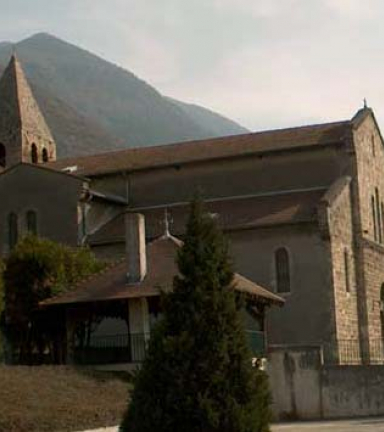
[10,55,23,127]
[49,118,352,168]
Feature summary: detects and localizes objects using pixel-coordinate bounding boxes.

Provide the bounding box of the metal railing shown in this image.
[322,339,384,365]
[74,329,266,365]
[323,339,361,365]
[245,330,266,358]
[367,339,384,364]
[74,333,384,366]
[74,332,150,365]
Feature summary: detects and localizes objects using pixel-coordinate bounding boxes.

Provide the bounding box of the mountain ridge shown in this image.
[0,33,248,158]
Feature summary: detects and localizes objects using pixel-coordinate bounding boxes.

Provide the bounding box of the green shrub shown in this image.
[1,235,104,364]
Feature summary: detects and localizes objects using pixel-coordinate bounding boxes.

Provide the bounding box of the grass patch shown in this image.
[0,365,130,432]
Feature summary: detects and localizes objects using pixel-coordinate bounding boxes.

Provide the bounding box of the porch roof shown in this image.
[41,235,284,307]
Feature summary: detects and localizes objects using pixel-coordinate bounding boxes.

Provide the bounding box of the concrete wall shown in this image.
[91,145,347,206]
[269,345,384,420]
[322,365,384,418]
[229,226,334,346]
[0,164,83,255]
[91,242,126,262]
[84,199,122,239]
[268,346,323,420]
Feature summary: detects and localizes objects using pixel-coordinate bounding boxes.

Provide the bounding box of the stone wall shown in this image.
[361,241,384,362]
[352,113,384,362]
[352,114,384,245]
[320,177,360,362]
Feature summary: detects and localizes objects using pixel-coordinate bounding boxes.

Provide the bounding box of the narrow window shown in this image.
[376,188,382,243]
[275,247,291,293]
[26,210,37,235]
[381,202,384,242]
[372,135,376,157]
[372,195,378,241]
[42,148,48,163]
[31,143,38,164]
[380,284,384,340]
[8,212,18,250]
[344,249,350,293]
[0,143,6,168]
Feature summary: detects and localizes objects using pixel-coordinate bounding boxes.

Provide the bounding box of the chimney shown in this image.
[125,212,147,283]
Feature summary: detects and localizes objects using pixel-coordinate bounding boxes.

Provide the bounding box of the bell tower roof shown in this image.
[0,54,55,141]
[0,53,56,167]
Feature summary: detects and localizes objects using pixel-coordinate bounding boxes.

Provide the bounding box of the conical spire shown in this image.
[0,54,56,168]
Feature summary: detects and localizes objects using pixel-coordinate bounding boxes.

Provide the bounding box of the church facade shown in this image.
[1,55,384,365]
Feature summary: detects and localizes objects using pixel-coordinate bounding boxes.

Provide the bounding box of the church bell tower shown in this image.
[0,54,56,170]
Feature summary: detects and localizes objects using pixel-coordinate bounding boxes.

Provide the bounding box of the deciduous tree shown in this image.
[1,235,104,364]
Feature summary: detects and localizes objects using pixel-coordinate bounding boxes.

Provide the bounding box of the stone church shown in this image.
[1,53,384,366]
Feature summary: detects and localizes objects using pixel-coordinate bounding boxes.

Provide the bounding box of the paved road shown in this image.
[78,418,384,432]
[273,417,384,431]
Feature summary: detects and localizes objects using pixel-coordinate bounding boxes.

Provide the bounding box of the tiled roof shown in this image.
[48,120,351,177]
[41,235,284,306]
[89,188,325,245]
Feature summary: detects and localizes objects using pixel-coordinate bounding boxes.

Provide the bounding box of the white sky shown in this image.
[1,0,383,131]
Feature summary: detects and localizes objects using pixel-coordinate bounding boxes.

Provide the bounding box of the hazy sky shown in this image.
[1,0,383,131]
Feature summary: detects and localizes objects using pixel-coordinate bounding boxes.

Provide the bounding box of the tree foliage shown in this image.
[121,199,271,432]
[1,235,104,364]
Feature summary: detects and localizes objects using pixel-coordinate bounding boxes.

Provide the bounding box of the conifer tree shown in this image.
[121,199,271,432]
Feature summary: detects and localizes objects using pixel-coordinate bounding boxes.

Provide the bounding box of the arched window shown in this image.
[8,212,18,250]
[0,143,6,168]
[42,148,48,163]
[275,247,291,294]
[26,210,37,235]
[31,143,38,164]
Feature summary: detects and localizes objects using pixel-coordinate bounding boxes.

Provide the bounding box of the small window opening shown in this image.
[0,143,6,168]
[372,135,376,157]
[42,148,48,163]
[275,247,291,294]
[8,212,18,250]
[344,249,350,293]
[26,210,37,235]
[380,284,384,339]
[376,188,382,243]
[372,195,378,241]
[31,143,38,164]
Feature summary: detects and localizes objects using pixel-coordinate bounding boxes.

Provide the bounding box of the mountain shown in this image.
[0,33,248,158]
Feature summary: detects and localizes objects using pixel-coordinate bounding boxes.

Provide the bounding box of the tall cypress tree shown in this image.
[121,199,271,432]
